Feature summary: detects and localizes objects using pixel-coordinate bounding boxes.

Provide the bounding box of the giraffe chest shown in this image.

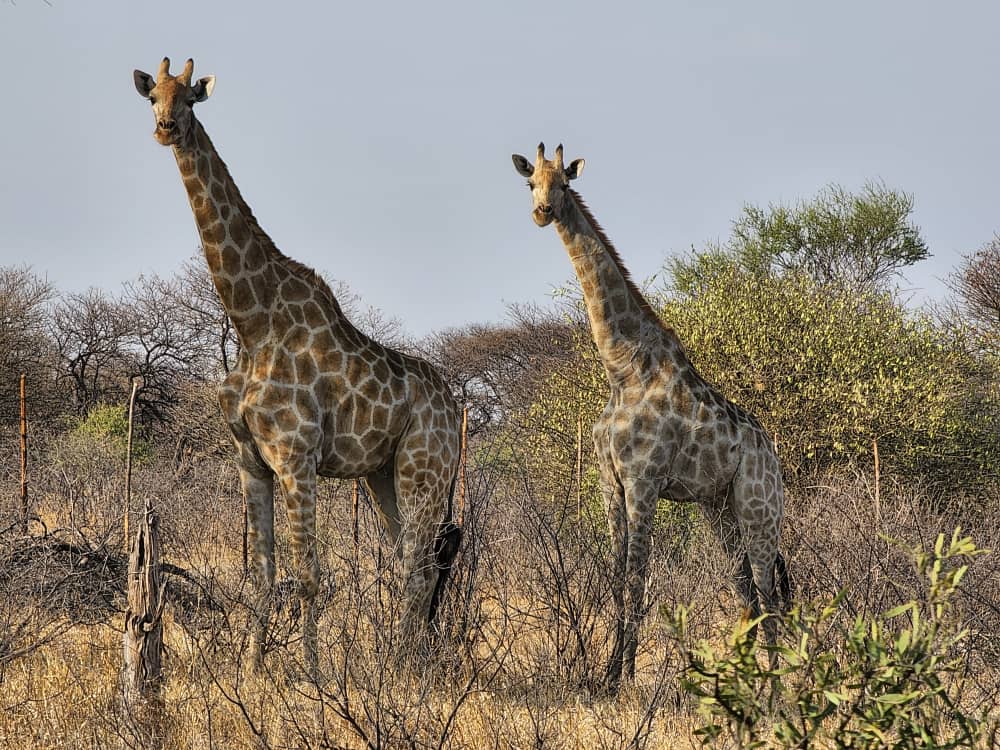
[594,389,743,500]
[237,346,409,479]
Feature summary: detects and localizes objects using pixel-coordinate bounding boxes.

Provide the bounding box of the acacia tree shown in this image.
[423,306,579,437]
[672,182,929,294]
[51,288,133,415]
[159,255,239,376]
[50,270,226,425]
[0,266,64,425]
[949,238,1000,351]
[122,274,230,424]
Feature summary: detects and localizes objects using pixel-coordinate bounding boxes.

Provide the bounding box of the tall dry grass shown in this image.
[1,427,998,748]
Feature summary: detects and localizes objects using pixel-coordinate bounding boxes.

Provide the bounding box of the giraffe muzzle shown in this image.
[533,205,554,226]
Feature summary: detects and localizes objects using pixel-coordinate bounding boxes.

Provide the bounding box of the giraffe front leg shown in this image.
[599,463,628,690]
[620,478,658,684]
[241,467,275,673]
[277,464,321,682]
[219,375,277,672]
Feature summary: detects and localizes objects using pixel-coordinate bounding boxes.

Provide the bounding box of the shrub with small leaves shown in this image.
[70,402,149,462]
[667,530,996,749]
[657,267,998,484]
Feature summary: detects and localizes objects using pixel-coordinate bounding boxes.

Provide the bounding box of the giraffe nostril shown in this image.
[539,205,552,215]
[158,119,176,131]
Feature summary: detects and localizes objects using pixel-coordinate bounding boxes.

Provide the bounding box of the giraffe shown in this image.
[133,58,463,677]
[512,143,790,688]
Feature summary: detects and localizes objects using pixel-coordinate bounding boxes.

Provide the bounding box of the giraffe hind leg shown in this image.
[396,506,440,643]
[363,465,402,549]
[427,521,463,625]
[739,551,763,641]
[707,503,760,635]
[746,541,782,671]
[366,465,458,627]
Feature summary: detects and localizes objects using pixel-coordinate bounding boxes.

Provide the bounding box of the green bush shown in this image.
[656,267,998,482]
[667,530,997,748]
[71,403,149,462]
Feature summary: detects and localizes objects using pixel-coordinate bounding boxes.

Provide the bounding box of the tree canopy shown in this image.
[670,182,929,294]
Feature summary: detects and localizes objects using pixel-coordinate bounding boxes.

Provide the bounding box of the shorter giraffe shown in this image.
[513,143,791,688]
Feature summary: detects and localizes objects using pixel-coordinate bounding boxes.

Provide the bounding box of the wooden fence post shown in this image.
[873,438,881,522]
[242,490,249,578]
[19,374,28,532]
[122,499,166,747]
[124,379,139,548]
[352,479,360,549]
[576,414,583,520]
[457,406,468,526]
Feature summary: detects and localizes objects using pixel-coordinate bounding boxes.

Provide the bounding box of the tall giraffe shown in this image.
[512,143,790,688]
[133,58,462,676]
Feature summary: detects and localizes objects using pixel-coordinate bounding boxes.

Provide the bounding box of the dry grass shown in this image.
[1,434,998,749]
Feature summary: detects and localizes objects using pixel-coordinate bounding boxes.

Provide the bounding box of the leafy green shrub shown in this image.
[657,267,998,482]
[667,530,997,748]
[696,182,929,293]
[70,402,149,462]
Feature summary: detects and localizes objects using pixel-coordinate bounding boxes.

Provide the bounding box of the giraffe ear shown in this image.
[512,154,534,178]
[191,75,215,103]
[134,70,155,99]
[565,158,585,180]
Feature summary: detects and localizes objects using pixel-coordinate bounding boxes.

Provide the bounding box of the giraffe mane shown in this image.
[194,121,347,319]
[568,190,771,423]
[568,188,677,338]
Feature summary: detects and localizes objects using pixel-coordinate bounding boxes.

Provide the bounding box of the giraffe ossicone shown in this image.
[513,142,790,689]
[134,57,463,676]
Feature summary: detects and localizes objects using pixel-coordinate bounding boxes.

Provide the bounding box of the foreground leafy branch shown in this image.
[667,530,997,749]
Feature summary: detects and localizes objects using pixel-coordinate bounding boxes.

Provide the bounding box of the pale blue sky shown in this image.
[2,1,998,335]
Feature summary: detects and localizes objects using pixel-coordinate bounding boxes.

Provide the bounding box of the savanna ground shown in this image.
[1,420,998,749]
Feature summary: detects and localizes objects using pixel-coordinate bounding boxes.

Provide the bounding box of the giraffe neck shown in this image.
[171,118,285,350]
[556,189,673,382]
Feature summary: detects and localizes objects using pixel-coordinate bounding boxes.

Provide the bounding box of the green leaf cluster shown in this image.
[671,182,929,293]
[70,402,149,463]
[667,530,996,748]
[657,267,997,481]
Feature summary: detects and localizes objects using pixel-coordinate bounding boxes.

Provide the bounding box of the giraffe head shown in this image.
[133,57,215,147]
[512,142,585,227]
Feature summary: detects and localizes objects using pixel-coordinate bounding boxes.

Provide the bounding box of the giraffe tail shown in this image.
[774,551,792,614]
[427,476,463,625]
[427,522,462,624]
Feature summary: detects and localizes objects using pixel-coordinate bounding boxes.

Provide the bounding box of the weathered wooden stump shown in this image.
[122,499,166,747]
